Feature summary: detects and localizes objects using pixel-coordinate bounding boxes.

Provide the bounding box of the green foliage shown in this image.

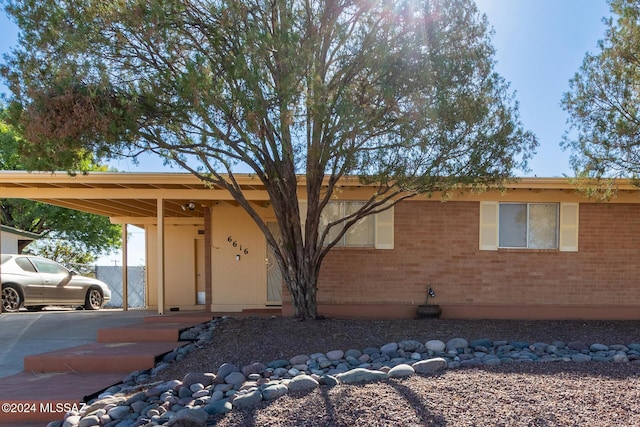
[0,103,101,173]
[0,198,121,255]
[0,108,121,256]
[562,0,640,180]
[2,0,537,317]
[28,239,97,275]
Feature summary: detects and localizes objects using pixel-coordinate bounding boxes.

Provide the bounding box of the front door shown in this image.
[266,222,283,305]
[195,238,205,305]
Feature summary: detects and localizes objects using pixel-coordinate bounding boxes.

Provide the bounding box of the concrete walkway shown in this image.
[0,310,215,425]
[0,309,152,379]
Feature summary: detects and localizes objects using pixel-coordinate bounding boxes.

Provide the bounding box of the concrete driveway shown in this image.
[0,308,151,378]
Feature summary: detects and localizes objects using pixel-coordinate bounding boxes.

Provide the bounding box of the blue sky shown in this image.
[0,1,612,177]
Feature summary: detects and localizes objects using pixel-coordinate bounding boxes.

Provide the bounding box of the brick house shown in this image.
[1,172,638,320]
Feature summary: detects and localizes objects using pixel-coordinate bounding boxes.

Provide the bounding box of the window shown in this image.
[321,201,375,247]
[479,201,579,252]
[498,203,558,249]
[300,200,394,249]
[30,257,69,275]
[15,257,37,272]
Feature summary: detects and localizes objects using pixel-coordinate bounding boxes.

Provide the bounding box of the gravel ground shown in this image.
[157,317,640,426]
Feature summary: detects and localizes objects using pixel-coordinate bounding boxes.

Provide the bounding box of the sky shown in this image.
[0,0,614,263]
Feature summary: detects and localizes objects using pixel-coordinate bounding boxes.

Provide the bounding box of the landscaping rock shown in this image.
[425,340,446,353]
[446,338,469,352]
[336,368,389,384]
[287,375,319,392]
[388,364,415,378]
[262,384,289,400]
[232,390,263,408]
[413,358,448,375]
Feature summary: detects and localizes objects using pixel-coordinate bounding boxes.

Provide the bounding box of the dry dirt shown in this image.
[157,317,640,426]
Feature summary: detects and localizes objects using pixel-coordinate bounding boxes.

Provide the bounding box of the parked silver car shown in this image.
[1,254,111,312]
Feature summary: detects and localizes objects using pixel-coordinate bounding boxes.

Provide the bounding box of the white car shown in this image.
[1,254,111,312]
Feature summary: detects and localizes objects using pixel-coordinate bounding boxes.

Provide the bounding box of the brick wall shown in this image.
[313,201,640,318]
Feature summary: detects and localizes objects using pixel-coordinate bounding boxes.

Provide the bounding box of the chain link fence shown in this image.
[95,265,146,308]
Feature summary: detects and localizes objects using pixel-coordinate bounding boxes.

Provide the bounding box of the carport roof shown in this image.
[0,171,270,220]
[0,171,639,221]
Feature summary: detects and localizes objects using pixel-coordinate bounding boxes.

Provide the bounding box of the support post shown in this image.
[157,199,165,315]
[121,224,128,311]
[204,206,212,312]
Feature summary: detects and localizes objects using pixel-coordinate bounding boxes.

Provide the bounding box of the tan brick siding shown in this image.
[315,201,640,310]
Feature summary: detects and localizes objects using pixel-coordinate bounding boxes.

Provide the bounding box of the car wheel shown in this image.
[2,285,22,312]
[84,287,104,310]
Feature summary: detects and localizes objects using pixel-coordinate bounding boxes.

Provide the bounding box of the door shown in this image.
[32,257,83,304]
[13,257,44,304]
[195,238,205,305]
[266,222,283,305]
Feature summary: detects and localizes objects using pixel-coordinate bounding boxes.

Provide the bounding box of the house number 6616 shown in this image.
[227,236,249,254]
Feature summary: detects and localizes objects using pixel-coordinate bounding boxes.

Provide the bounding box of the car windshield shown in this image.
[1,254,11,265]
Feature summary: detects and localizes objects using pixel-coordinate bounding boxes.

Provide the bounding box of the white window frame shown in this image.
[479,201,579,252]
[299,200,394,250]
[498,202,559,249]
[321,201,375,248]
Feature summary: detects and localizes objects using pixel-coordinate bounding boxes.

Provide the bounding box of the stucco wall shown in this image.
[146,223,203,309]
[209,203,269,311]
[313,201,640,319]
[1,232,19,254]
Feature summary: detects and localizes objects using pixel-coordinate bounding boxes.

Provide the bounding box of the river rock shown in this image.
[320,374,339,386]
[290,354,310,365]
[204,399,232,415]
[413,358,448,375]
[268,359,290,369]
[168,407,209,426]
[242,362,267,377]
[287,375,319,392]
[568,341,589,352]
[215,363,240,383]
[326,350,345,360]
[590,343,609,352]
[446,338,469,352]
[182,372,215,387]
[336,368,388,384]
[469,338,492,348]
[225,371,247,388]
[63,416,81,427]
[572,353,592,362]
[106,405,131,420]
[262,384,289,400]
[78,415,100,427]
[613,353,629,363]
[232,390,263,408]
[425,340,446,353]
[380,342,399,354]
[399,340,423,352]
[388,364,415,378]
[146,380,181,397]
[345,349,362,359]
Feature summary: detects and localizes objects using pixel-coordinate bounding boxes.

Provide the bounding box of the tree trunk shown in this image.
[284,261,319,319]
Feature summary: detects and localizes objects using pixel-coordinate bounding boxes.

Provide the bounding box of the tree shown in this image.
[0,109,122,260]
[2,0,537,319]
[562,0,640,180]
[29,240,97,274]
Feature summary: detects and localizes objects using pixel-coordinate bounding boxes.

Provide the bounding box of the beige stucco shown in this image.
[209,202,271,311]
[146,221,205,311]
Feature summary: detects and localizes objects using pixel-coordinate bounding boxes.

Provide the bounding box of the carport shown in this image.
[0,171,269,314]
